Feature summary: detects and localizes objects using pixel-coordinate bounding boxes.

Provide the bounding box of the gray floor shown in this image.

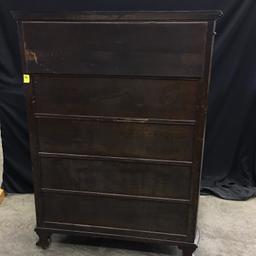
[0,137,256,256]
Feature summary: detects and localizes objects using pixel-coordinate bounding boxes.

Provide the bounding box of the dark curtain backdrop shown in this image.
[0,0,256,200]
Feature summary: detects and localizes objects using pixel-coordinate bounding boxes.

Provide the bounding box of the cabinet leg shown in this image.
[178,245,197,256]
[35,229,51,249]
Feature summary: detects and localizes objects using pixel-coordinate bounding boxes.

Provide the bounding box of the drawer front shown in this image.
[40,157,192,200]
[42,193,190,237]
[37,118,194,161]
[34,76,199,120]
[22,21,207,77]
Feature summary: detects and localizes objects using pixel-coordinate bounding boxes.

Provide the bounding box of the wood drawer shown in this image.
[40,156,192,200]
[37,118,194,161]
[42,192,190,238]
[22,21,207,77]
[34,76,199,120]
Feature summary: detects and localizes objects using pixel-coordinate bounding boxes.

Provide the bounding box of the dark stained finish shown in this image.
[40,156,192,199]
[13,11,223,21]
[37,118,194,161]
[34,76,199,120]
[42,193,189,237]
[14,10,222,256]
[21,22,207,77]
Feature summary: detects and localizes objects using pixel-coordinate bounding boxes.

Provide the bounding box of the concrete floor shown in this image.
[0,137,256,256]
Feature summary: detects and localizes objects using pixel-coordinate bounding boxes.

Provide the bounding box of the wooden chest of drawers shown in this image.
[14,11,222,255]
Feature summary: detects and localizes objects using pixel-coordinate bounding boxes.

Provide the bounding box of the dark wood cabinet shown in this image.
[14,11,222,255]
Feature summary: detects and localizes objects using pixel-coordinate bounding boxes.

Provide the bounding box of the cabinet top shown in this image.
[12,10,223,22]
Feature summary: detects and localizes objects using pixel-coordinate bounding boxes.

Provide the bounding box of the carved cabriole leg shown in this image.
[178,245,197,256]
[35,229,52,249]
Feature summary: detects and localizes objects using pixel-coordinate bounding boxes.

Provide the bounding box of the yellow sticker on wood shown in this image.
[23,74,30,84]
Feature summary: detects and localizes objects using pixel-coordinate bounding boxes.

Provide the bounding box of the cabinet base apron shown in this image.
[35,227,199,255]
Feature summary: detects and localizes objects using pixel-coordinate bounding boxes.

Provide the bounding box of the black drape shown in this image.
[0,0,256,200]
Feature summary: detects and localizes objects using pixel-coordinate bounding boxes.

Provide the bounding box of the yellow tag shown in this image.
[23,74,30,84]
